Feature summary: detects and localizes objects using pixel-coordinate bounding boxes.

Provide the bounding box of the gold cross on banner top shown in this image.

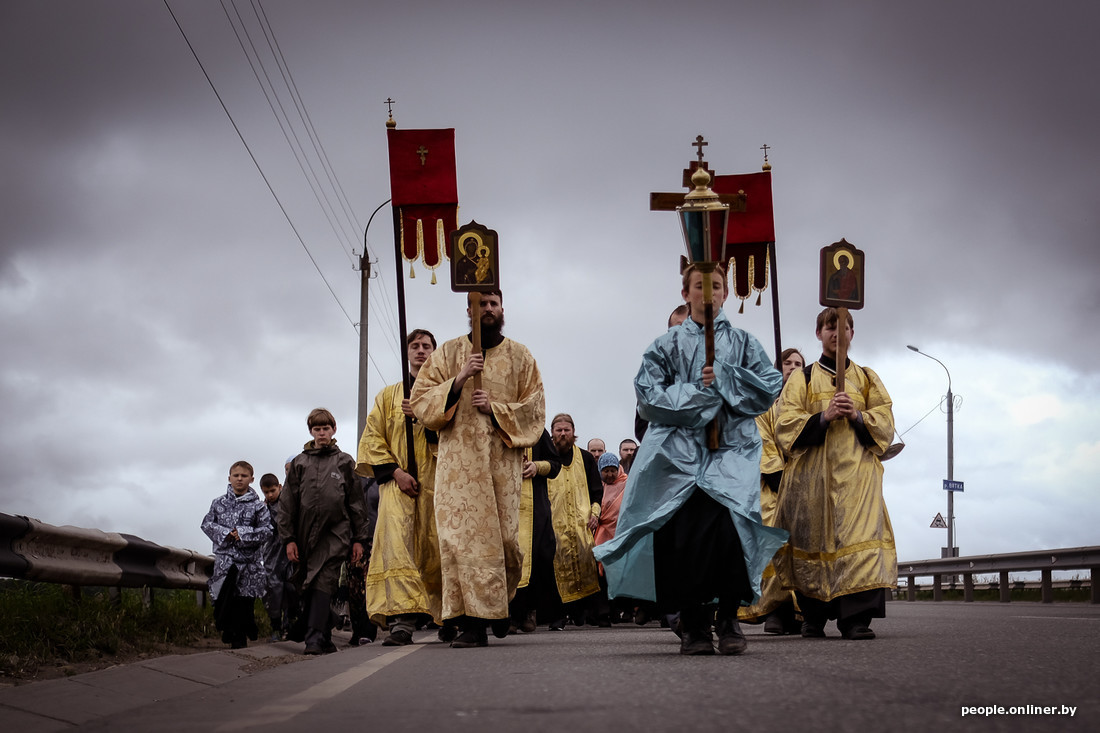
[416,145,428,165]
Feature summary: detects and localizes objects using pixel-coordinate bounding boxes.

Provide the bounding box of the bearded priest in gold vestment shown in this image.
[410,290,546,648]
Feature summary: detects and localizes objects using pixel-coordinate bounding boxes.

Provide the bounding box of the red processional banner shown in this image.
[713,171,774,301]
[387,128,459,274]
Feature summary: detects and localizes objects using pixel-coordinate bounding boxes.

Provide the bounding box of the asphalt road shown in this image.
[3,601,1097,732]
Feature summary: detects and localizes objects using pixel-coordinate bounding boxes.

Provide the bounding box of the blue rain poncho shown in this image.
[593,311,789,603]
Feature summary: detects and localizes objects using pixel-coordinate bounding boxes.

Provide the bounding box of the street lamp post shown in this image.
[907,345,957,560]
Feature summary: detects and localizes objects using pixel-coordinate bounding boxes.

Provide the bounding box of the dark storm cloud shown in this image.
[0,0,1096,558]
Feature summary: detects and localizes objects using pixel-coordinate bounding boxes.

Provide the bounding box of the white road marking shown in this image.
[216,645,423,731]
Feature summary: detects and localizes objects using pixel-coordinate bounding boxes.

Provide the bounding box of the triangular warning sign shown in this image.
[930,513,948,529]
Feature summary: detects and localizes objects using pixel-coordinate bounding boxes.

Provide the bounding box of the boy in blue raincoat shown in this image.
[594,264,787,655]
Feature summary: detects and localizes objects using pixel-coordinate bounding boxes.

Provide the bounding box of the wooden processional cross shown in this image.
[818,238,865,392]
[449,221,502,393]
[649,135,749,214]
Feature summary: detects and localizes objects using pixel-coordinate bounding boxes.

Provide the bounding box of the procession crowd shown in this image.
[201,262,896,656]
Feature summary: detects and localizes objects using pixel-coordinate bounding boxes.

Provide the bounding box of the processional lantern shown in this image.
[677,151,732,272]
[674,140,732,450]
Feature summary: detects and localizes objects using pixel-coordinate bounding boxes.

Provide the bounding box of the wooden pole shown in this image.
[392,208,418,480]
[701,266,720,450]
[835,306,849,394]
[468,292,483,392]
[768,240,783,362]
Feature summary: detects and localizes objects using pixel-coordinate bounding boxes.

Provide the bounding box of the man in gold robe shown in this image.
[410,290,546,648]
[773,308,896,640]
[545,413,602,628]
[356,328,444,646]
[511,429,561,632]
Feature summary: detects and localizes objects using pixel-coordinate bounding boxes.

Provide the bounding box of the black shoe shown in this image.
[520,610,537,633]
[450,629,488,648]
[763,612,786,635]
[841,624,876,640]
[437,623,458,643]
[838,612,876,640]
[321,640,338,654]
[716,618,748,655]
[633,607,650,626]
[549,618,566,631]
[303,643,324,655]
[382,629,414,646]
[490,618,511,639]
[680,629,715,655]
[801,620,826,638]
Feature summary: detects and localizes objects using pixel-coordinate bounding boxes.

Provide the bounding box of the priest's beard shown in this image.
[471,312,505,347]
[552,433,575,454]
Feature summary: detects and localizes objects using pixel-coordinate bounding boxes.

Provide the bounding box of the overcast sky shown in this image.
[2,0,1097,568]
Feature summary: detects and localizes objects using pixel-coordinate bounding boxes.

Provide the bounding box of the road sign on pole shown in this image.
[943,479,964,492]
[930,513,948,529]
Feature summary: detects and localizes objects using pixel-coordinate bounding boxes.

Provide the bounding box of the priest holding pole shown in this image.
[410,221,546,648]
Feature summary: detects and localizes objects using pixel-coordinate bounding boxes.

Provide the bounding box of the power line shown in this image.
[227,0,405,363]
[221,0,358,267]
[164,0,357,331]
[252,0,364,250]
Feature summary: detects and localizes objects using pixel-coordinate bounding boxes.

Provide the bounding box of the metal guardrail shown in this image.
[896,546,1100,603]
[2,511,1095,605]
[0,513,213,591]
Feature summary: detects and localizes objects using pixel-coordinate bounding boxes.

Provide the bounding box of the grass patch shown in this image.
[0,579,269,681]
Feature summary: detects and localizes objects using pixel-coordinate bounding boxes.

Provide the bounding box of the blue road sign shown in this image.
[943,479,964,492]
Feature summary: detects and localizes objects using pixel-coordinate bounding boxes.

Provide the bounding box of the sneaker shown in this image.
[450,629,488,648]
[716,618,748,655]
[549,619,565,631]
[382,629,414,646]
